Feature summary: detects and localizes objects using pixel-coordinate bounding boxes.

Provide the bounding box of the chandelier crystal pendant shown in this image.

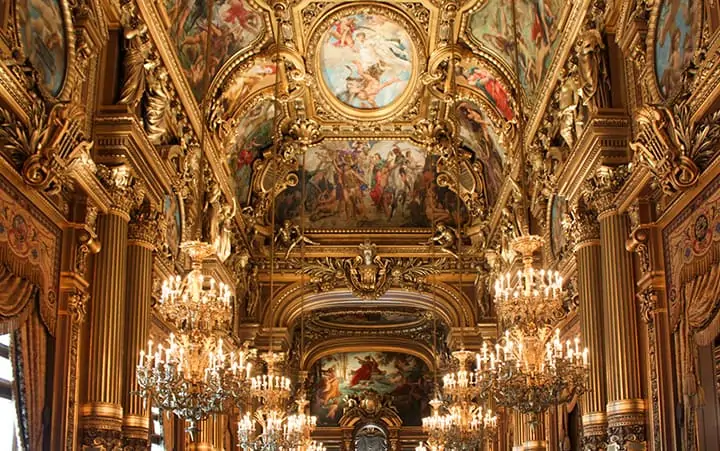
[480,235,590,421]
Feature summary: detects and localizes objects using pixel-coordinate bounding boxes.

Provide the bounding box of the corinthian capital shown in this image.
[97,164,145,217]
[581,165,629,214]
[564,200,600,250]
[128,203,163,247]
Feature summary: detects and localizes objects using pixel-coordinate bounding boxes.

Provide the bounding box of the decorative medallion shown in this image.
[16,0,68,96]
[318,11,413,110]
[654,0,700,98]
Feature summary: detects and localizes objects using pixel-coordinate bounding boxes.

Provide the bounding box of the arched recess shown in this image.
[261,284,476,329]
[300,336,436,371]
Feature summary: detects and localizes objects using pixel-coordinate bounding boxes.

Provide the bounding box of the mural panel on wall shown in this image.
[227,99,274,206]
[16,0,67,96]
[549,194,567,259]
[163,194,183,257]
[654,0,699,97]
[455,101,506,206]
[274,140,467,229]
[309,351,432,426]
[319,12,413,109]
[163,0,264,99]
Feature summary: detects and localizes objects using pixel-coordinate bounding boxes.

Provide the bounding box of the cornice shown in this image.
[557,109,630,204]
[93,107,173,206]
[0,63,32,121]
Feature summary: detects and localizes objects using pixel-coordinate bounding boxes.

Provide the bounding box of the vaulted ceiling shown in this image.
[152,0,588,231]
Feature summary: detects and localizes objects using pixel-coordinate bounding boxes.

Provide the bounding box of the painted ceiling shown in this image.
[156,0,585,229]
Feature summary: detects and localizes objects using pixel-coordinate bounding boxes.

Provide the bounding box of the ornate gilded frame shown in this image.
[304,2,428,123]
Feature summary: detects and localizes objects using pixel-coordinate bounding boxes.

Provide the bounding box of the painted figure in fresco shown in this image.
[328,17,357,47]
[457,103,504,202]
[344,61,402,108]
[351,355,385,386]
[480,4,516,56]
[223,63,276,115]
[462,66,514,121]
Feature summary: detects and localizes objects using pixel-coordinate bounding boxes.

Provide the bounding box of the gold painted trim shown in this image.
[80,402,124,420]
[583,412,608,426]
[123,415,150,429]
[607,399,646,415]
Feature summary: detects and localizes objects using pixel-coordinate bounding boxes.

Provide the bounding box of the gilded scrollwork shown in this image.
[294,240,448,299]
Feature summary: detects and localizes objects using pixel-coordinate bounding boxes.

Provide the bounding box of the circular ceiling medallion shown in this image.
[313,7,420,118]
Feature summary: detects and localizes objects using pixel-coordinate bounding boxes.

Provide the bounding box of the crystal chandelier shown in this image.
[157,241,232,333]
[137,241,253,434]
[238,352,320,451]
[137,332,254,434]
[420,351,496,451]
[479,235,589,421]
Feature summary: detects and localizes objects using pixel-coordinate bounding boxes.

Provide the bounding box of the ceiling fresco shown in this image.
[457,57,516,121]
[654,0,699,98]
[162,0,267,99]
[318,11,414,110]
[314,309,428,328]
[274,140,468,229]
[466,0,567,99]
[227,98,275,206]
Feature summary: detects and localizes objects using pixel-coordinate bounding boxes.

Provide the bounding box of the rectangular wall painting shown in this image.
[309,351,432,426]
[275,140,466,229]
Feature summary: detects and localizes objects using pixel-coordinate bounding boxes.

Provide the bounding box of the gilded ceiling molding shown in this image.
[263,287,473,329]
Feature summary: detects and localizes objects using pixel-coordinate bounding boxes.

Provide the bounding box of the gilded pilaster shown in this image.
[122,204,161,449]
[585,166,646,450]
[568,201,608,448]
[80,165,143,450]
[187,415,223,451]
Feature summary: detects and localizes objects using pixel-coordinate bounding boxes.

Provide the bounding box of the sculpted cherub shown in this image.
[425,222,459,259]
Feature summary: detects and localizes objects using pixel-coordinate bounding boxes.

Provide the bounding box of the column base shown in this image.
[122,415,150,450]
[79,402,123,450]
[186,444,215,451]
[607,400,646,451]
[582,412,608,450]
[524,440,547,451]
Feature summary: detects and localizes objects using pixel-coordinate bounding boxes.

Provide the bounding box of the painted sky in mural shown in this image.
[319,12,413,109]
[17,0,67,96]
[164,0,264,99]
[227,100,274,205]
[275,140,466,228]
[655,0,697,97]
[310,352,432,426]
[456,101,506,206]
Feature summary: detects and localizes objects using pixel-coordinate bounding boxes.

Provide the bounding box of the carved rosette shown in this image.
[582,165,629,216]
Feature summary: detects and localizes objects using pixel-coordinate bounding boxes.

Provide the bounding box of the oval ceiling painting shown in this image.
[654,0,699,98]
[319,11,414,110]
[17,0,68,96]
[316,309,426,328]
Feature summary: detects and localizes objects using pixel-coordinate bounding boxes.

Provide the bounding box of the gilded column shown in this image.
[80,165,142,449]
[122,204,161,448]
[186,416,217,451]
[512,411,525,451]
[568,201,608,448]
[585,166,646,450]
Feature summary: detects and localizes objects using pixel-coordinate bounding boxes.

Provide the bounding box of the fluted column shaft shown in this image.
[122,209,157,448]
[187,415,221,451]
[523,413,546,451]
[599,210,646,446]
[80,207,130,442]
